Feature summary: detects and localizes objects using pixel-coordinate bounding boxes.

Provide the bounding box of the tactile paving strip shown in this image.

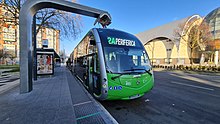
[74,102,106,124]
[77,113,105,124]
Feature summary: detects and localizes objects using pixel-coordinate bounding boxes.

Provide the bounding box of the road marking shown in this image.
[170,73,220,88]
[73,101,92,107]
[170,81,214,91]
[193,90,220,98]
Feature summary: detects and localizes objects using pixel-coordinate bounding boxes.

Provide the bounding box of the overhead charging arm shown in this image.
[19,0,112,93]
[94,12,112,28]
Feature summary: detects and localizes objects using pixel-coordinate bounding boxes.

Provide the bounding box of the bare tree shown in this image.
[0,49,3,64]
[0,0,21,58]
[36,8,82,39]
[5,50,16,64]
[145,42,155,65]
[173,21,212,64]
[0,50,16,64]
[1,0,82,39]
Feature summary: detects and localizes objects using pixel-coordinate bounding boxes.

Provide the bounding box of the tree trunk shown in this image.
[190,48,193,65]
[15,24,17,58]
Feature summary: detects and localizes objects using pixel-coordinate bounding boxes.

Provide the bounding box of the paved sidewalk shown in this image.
[0,66,117,124]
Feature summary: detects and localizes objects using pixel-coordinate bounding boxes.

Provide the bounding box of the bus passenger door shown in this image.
[88,56,93,93]
[92,54,101,96]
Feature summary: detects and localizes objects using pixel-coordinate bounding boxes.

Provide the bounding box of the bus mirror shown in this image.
[90,40,96,46]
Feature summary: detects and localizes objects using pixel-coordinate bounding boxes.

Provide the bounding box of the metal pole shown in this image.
[33,14,37,80]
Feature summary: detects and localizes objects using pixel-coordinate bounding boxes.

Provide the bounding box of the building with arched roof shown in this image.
[136,15,204,65]
[203,7,220,65]
[204,7,220,40]
[136,5,220,66]
[136,18,187,45]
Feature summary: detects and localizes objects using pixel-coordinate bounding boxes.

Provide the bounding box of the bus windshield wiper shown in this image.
[123,68,152,76]
[111,72,131,80]
[106,65,113,73]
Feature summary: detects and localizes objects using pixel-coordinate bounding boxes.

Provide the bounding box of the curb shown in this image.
[72,73,118,124]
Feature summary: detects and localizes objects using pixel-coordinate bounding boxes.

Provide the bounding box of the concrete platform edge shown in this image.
[72,73,118,124]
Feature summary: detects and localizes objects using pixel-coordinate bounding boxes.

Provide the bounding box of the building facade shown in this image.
[136,8,220,65]
[0,3,18,63]
[0,2,60,64]
[203,8,220,65]
[36,26,60,54]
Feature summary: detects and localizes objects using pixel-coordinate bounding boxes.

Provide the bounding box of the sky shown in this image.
[61,0,220,56]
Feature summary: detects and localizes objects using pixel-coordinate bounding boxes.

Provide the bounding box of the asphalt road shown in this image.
[101,70,220,124]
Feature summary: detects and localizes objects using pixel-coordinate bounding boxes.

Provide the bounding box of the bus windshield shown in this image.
[98,29,151,74]
[104,47,151,73]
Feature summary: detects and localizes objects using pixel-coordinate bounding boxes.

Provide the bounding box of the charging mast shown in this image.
[19,0,111,93]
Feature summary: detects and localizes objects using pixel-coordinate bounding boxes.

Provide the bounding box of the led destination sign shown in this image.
[107,37,136,46]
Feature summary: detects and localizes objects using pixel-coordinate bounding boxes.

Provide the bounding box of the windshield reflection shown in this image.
[104,47,151,74]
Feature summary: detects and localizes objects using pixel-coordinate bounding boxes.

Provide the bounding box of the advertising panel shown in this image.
[37,52,54,75]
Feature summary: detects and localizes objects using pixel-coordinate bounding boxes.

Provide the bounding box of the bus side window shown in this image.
[91,58,94,72]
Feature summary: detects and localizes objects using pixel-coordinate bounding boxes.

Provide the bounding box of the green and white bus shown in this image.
[71,28,154,100]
